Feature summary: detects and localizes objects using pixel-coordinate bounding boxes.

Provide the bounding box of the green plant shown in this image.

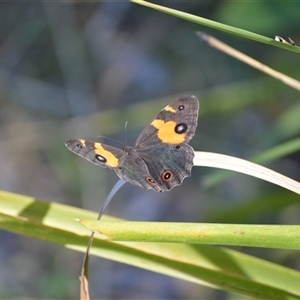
[1,1,300,299]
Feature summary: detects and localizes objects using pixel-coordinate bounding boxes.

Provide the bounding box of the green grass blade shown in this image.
[131,0,300,54]
[81,220,300,249]
[1,190,300,298]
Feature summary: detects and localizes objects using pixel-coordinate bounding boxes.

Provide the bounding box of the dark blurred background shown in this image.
[1,1,300,299]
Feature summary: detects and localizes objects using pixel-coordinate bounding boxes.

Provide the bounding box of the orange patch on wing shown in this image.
[94,143,119,167]
[79,139,86,147]
[151,119,164,128]
[151,119,186,144]
[163,105,176,113]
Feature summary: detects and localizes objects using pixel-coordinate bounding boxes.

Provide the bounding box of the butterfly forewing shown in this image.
[65,139,124,169]
[135,95,198,148]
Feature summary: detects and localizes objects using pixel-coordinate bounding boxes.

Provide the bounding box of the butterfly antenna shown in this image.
[124,121,128,145]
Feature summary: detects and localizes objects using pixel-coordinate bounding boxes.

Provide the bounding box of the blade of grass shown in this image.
[131,0,300,54]
[197,32,300,92]
[203,136,300,188]
[194,151,300,195]
[80,219,300,249]
[1,190,300,298]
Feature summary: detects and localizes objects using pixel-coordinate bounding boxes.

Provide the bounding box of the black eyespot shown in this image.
[76,143,83,149]
[146,176,156,184]
[178,105,185,111]
[162,170,173,182]
[175,123,187,134]
[96,154,107,163]
[175,145,180,150]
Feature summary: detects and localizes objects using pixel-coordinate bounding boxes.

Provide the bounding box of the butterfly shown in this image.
[65,95,199,192]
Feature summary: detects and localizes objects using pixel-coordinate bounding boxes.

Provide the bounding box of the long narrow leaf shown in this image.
[203,137,300,188]
[1,190,300,298]
[131,0,300,53]
[80,220,300,250]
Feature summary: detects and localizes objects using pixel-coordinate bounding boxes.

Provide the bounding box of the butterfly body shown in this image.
[66,95,199,192]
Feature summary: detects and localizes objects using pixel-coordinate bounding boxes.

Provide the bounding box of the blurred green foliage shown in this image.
[0,1,300,299]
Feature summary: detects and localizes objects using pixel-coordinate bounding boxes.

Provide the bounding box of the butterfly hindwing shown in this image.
[136,143,195,191]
